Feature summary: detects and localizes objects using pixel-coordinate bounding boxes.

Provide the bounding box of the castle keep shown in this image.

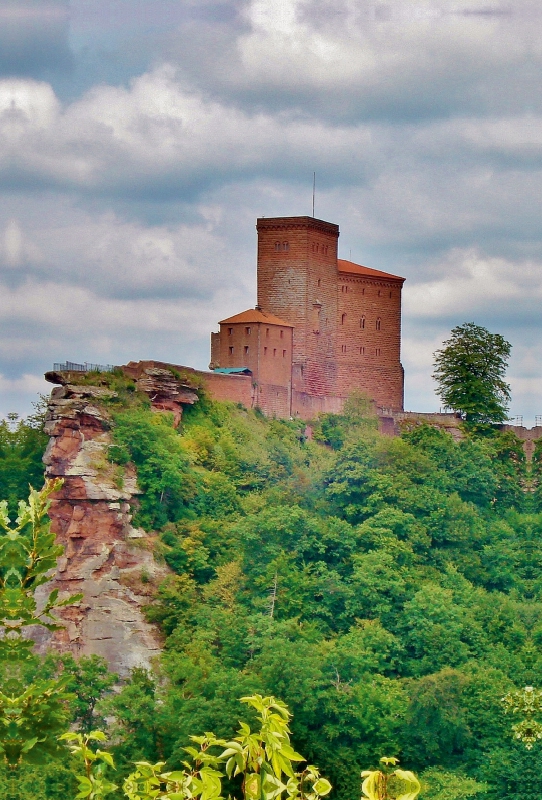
[210,215,405,418]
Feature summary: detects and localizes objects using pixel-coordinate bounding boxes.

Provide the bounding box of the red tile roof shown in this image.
[338,259,405,282]
[219,308,294,327]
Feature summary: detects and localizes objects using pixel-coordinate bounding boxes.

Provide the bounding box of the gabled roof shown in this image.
[219,308,294,327]
[338,259,405,282]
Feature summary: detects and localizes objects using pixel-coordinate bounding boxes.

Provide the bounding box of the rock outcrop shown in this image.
[40,380,178,676]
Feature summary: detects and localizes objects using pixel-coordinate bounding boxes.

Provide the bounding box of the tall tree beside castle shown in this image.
[433,322,512,425]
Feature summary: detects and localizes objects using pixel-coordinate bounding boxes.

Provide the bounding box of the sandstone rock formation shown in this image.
[40,368,198,677]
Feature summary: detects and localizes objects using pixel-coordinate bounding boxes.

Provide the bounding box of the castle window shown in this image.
[376,318,381,331]
[341,345,347,353]
[282,241,289,252]
[229,346,234,355]
[283,350,286,357]
[362,288,365,295]
[324,245,328,255]
[375,348,381,356]
[266,328,269,337]
[341,313,346,325]
[360,316,365,329]
[244,346,249,355]
[360,346,365,354]
[275,242,281,252]
[317,278,321,287]
[245,326,251,335]
[378,290,381,296]
[228,327,233,335]
[273,348,277,356]
[264,347,267,355]
[389,291,392,298]
[280,329,283,338]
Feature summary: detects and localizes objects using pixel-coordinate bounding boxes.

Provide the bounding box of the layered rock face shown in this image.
[40,368,198,676]
[39,383,164,675]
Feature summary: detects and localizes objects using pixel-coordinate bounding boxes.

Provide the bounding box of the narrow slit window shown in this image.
[376,318,381,331]
[280,329,284,338]
[229,346,234,355]
[360,316,365,329]
[341,313,346,325]
[264,347,267,355]
[228,327,233,335]
[244,346,249,355]
[266,328,269,337]
[273,348,277,356]
[283,350,286,357]
[245,326,251,335]
[317,278,321,287]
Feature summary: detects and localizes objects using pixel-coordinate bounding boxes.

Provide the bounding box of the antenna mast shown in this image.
[312,172,315,217]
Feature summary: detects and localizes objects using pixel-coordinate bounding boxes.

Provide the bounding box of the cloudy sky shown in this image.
[1,0,540,423]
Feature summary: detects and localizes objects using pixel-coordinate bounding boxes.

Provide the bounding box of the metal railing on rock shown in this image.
[52,361,115,373]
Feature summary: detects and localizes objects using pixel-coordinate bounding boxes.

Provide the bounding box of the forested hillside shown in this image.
[2,382,542,799]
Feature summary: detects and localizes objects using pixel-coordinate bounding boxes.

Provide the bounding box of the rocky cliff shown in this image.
[40,365,199,676]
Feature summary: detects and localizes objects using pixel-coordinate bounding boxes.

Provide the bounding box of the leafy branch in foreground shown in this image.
[63,695,333,800]
[502,686,542,749]
[361,757,420,800]
[0,479,82,767]
[60,731,118,799]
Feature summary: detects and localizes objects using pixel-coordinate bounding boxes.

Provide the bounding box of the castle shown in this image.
[210,215,405,418]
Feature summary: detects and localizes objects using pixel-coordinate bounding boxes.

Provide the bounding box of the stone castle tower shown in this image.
[211,216,404,418]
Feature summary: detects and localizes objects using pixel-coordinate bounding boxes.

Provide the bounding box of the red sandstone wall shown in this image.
[210,332,220,367]
[336,275,404,410]
[198,371,254,407]
[257,217,339,397]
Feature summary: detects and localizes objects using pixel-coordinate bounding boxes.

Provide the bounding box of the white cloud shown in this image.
[403,249,540,318]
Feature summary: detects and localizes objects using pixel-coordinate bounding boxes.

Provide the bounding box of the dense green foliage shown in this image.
[432,323,512,426]
[2,381,542,799]
[0,409,48,514]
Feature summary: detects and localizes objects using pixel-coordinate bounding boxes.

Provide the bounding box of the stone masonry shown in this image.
[210,216,405,418]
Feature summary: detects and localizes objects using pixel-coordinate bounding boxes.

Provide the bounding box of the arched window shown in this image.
[376,317,381,331]
[282,241,289,252]
[360,316,365,329]
[341,313,346,325]
[317,278,321,287]
[274,242,281,252]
